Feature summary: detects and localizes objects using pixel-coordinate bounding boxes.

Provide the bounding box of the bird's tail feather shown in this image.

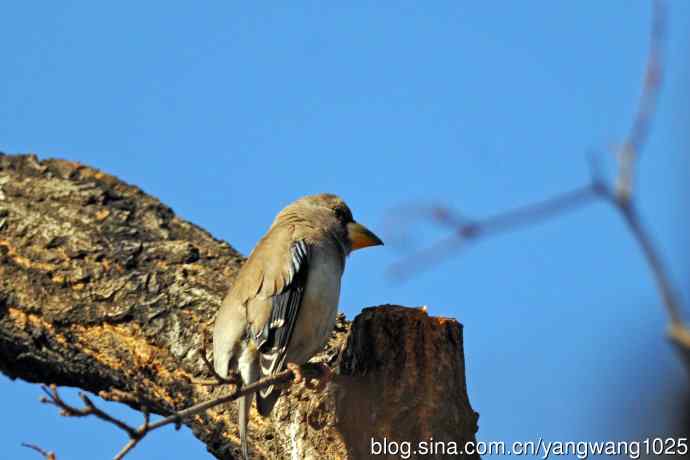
[239,393,252,460]
[256,388,282,417]
[238,347,259,460]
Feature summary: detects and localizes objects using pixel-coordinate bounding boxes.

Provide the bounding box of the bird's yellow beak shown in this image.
[347,222,384,251]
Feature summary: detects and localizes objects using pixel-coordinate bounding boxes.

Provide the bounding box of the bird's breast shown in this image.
[288,247,343,364]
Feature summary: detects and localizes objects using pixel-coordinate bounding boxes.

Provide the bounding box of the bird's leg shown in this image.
[286,362,304,385]
[304,363,333,392]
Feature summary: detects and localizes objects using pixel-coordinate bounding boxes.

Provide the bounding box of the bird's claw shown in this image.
[287,362,333,392]
[287,362,304,385]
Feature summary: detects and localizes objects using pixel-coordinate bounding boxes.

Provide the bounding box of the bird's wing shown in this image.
[234,222,311,374]
[226,222,311,415]
[255,238,309,378]
[215,225,309,460]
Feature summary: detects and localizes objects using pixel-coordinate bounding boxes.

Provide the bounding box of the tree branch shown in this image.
[21,443,57,460]
[40,365,324,460]
[389,0,689,356]
[0,153,479,459]
[616,0,665,199]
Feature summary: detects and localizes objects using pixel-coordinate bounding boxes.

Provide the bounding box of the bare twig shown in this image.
[40,385,138,437]
[388,184,601,278]
[21,443,57,460]
[40,364,326,460]
[616,0,665,200]
[390,1,683,329]
[611,198,683,325]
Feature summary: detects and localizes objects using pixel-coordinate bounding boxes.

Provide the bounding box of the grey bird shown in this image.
[212,193,383,460]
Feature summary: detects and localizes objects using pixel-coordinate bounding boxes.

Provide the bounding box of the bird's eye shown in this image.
[334,207,352,223]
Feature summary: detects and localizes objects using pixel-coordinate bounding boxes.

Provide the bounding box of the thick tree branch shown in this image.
[0,153,479,459]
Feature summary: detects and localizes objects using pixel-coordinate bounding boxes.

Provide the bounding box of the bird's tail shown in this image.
[256,388,282,417]
[239,392,252,460]
[238,345,259,460]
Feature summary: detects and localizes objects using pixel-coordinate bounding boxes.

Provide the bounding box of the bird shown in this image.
[212,193,383,460]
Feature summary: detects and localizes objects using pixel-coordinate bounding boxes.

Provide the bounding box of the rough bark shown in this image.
[0,153,479,459]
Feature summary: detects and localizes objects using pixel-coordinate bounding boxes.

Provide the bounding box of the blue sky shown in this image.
[2,1,689,458]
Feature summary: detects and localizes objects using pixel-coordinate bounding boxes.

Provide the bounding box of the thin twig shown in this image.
[40,385,138,437]
[616,0,665,200]
[40,364,325,460]
[390,1,682,329]
[21,443,57,460]
[458,185,600,238]
[388,184,601,279]
[611,198,683,325]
